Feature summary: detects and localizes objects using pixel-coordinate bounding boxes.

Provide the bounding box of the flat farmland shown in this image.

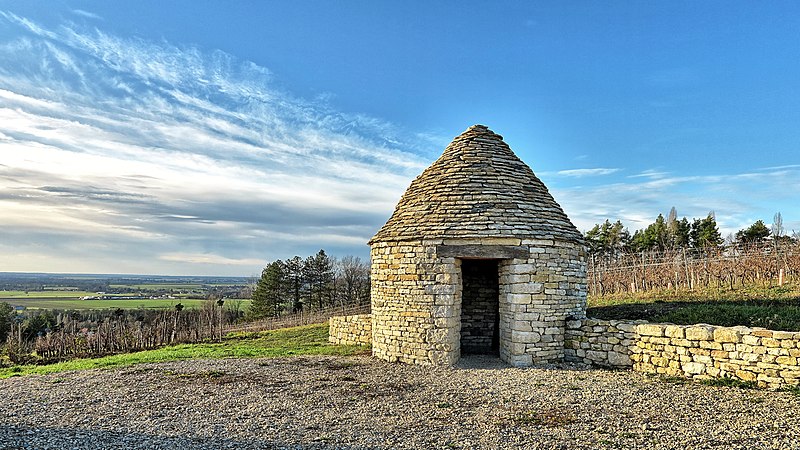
[0,297,213,310]
[108,284,205,290]
[0,290,97,298]
[0,273,253,310]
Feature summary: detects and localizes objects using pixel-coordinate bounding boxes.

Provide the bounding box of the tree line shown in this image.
[249,250,370,320]
[584,209,798,296]
[585,209,796,257]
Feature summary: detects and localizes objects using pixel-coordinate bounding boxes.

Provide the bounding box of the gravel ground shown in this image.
[1,355,798,449]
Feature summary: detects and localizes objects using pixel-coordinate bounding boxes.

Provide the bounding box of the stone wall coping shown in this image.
[567,318,800,340]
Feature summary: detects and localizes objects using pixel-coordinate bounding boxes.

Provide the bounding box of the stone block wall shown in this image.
[328,314,372,347]
[565,319,800,389]
[370,240,459,365]
[632,323,800,389]
[369,237,587,367]
[498,239,587,366]
[565,318,644,368]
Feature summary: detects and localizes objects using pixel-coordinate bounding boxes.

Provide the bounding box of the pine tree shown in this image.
[585,219,630,256]
[690,213,723,249]
[249,261,284,319]
[283,256,305,313]
[303,250,334,310]
[673,217,691,248]
[631,214,669,251]
[0,302,14,342]
[735,220,771,244]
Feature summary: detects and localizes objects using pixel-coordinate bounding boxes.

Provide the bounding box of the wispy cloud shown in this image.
[556,168,621,177]
[0,13,433,275]
[552,167,800,237]
[72,9,103,20]
[628,169,669,180]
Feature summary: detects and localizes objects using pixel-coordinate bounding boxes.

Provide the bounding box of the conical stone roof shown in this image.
[370,125,583,245]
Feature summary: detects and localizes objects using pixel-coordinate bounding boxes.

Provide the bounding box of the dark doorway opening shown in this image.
[460,259,500,355]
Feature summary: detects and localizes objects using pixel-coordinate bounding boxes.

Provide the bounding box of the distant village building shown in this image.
[331,125,587,366]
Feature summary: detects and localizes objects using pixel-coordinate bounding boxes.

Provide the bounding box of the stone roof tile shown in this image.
[369,125,583,244]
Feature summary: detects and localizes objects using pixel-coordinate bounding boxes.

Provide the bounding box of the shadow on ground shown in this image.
[588,297,800,331]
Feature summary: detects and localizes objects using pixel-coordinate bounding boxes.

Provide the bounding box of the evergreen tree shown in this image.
[631,214,669,251]
[665,207,691,249]
[283,256,305,313]
[249,261,284,319]
[735,220,771,244]
[585,219,631,256]
[690,213,723,249]
[673,217,691,248]
[303,249,334,310]
[0,302,14,342]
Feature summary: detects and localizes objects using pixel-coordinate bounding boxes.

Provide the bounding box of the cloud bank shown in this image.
[1,11,798,275]
[0,12,431,275]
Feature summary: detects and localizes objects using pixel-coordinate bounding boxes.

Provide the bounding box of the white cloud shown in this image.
[556,168,621,177]
[628,169,669,180]
[159,253,264,266]
[72,9,103,20]
[0,14,432,275]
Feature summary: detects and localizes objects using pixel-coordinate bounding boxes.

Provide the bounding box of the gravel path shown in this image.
[1,355,798,449]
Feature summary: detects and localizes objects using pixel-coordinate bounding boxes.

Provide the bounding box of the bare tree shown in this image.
[773,212,784,238]
[336,255,370,306]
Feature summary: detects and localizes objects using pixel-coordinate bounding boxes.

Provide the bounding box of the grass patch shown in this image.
[589,300,800,331]
[780,385,800,397]
[588,285,800,331]
[588,284,800,307]
[700,376,758,390]
[654,303,800,331]
[0,323,366,379]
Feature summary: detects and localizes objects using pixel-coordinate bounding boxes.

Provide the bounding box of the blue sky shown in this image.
[1,2,798,276]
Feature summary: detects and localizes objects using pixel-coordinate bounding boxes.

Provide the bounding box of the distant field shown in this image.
[108,284,205,290]
[0,290,97,298]
[0,298,221,310]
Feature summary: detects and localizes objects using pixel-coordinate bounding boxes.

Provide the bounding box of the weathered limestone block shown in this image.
[682,361,706,374]
[637,324,666,337]
[714,328,743,343]
[608,351,632,366]
[665,325,685,339]
[685,325,715,341]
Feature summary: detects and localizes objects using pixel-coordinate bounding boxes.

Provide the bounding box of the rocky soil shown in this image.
[1,355,798,449]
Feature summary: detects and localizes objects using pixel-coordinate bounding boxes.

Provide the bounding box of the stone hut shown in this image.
[369,124,587,367]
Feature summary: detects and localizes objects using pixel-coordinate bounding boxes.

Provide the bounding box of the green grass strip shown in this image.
[0,323,367,379]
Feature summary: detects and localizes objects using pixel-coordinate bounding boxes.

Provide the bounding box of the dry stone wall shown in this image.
[565,319,800,388]
[632,323,800,389]
[369,237,586,367]
[328,314,372,347]
[565,318,644,368]
[370,239,462,366]
[499,239,586,366]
